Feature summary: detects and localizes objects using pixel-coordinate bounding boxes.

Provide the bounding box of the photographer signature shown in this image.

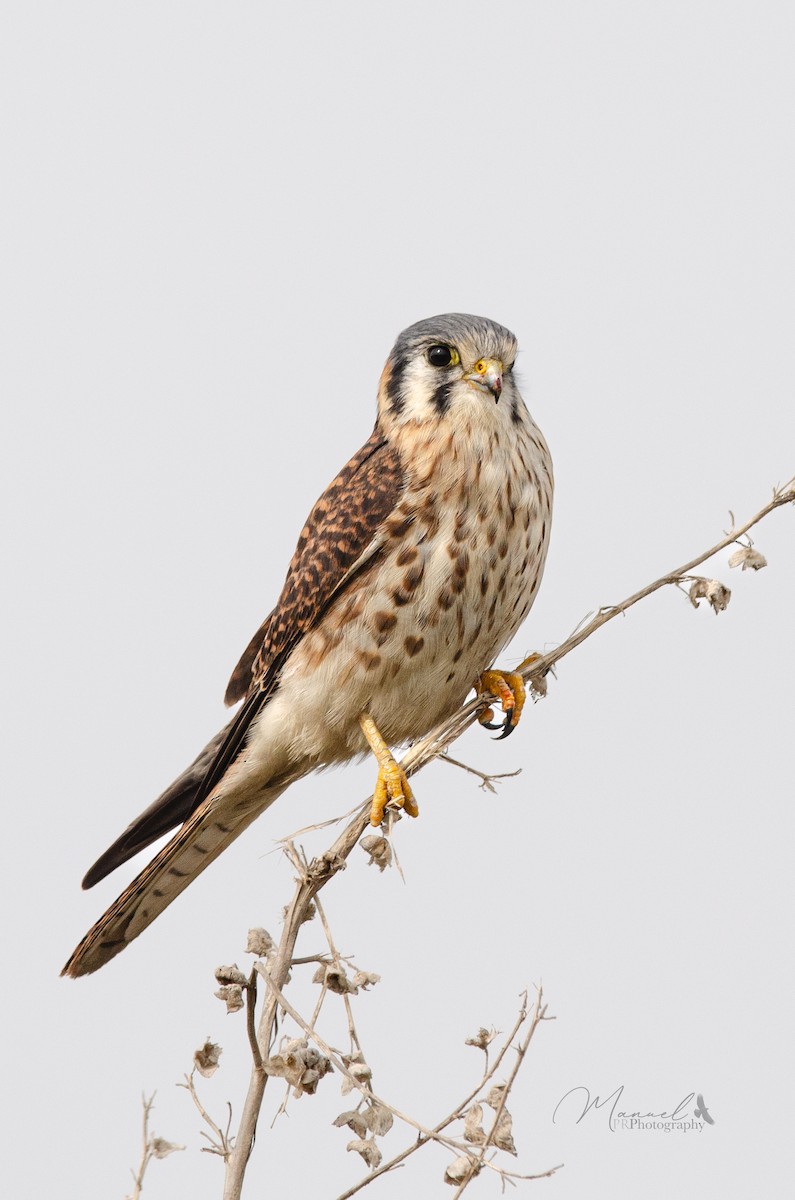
[553,1085,714,1132]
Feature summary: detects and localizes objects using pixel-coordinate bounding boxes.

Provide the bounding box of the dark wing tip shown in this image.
[81,829,143,889]
[81,856,115,890]
[80,821,166,890]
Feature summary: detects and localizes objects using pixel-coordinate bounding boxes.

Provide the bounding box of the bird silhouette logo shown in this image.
[693,1094,715,1124]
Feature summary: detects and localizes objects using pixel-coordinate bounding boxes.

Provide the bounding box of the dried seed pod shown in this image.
[214,984,244,1014]
[444,1155,480,1185]
[465,1027,497,1051]
[463,1102,486,1145]
[688,578,731,614]
[245,928,274,956]
[193,1040,222,1077]
[360,835,392,872]
[364,1101,393,1135]
[346,1137,382,1170]
[728,546,767,571]
[215,963,248,986]
[333,1109,369,1138]
[150,1137,185,1159]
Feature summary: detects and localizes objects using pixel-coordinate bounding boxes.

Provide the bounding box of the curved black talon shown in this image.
[496,709,516,740]
[481,706,516,739]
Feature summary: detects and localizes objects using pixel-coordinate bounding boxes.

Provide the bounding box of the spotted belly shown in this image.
[268,514,545,761]
[359,516,547,743]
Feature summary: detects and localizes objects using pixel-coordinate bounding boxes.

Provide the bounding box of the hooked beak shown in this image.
[465,357,503,401]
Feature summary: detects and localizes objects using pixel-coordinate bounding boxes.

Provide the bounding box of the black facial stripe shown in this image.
[386,352,408,415]
[431,379,454,415]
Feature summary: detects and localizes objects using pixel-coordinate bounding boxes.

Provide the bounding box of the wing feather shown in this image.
[225,425,405,704]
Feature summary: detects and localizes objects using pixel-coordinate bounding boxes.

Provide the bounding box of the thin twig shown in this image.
[308,980,328,1032]
[245,969,263,1074]
[276,802,364,844]
[127,1093,155,1200]
[177,1070,233,1159]
[439,753,523,792]
[311,891,364,1055]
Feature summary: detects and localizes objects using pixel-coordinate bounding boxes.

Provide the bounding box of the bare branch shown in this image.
[312,891,365,1055]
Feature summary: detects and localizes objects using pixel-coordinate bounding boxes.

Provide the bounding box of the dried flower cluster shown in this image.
[312,962,381,995]
[266,1037,333,1097]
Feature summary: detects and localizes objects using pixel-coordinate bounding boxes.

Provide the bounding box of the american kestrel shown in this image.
[63,314,553,977]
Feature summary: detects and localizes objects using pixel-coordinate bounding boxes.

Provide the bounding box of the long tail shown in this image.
[62,779,290,978]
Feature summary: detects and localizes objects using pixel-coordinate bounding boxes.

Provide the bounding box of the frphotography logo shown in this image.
[553,1085,716,1133]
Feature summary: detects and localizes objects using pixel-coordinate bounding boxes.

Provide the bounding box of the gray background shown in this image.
[3,2,794,1196]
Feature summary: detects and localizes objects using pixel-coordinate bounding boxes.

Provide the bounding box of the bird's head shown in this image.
[377,313,522,429]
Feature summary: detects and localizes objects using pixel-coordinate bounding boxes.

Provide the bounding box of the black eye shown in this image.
[427,344,453,368]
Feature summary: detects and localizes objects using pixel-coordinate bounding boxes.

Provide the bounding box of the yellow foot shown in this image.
[370,761,418,826]
[477,654,540,740]
[359,712,419,827]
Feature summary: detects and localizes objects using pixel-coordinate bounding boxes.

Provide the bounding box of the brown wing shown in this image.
[225,424,406,704]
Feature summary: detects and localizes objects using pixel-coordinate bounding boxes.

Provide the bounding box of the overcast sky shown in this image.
[3,3,794,1198]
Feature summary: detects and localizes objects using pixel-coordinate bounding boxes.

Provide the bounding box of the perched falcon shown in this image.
[63,313,553,978]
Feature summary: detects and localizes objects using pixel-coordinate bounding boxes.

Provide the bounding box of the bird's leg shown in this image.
[358,712,419,827]
[477,653,541,739]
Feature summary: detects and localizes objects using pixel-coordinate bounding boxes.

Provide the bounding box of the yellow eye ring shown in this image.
[474,359,487,375]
